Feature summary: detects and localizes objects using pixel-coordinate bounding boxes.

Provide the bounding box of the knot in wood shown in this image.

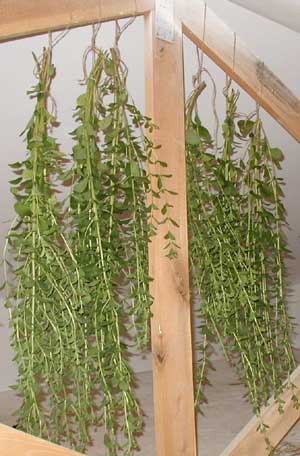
[156,351,165,364]
[175,271,186,297]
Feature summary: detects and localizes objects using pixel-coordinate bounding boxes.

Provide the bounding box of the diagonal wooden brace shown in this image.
[221,365,300,456]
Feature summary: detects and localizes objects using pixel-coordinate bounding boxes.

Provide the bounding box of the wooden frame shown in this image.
[1,0,300,454]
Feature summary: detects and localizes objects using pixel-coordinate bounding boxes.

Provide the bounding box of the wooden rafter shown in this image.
[0,0,154,42]
[0,423,80,455]
[221,365,300,455]
[180,0,300,142]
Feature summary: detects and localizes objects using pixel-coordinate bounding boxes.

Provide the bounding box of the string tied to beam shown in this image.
[32,31,70,127]
[81,23,102,83]
[193,2,207,88]
[113,17,136,81]
[223,31,237,98]
[114,17,136,55]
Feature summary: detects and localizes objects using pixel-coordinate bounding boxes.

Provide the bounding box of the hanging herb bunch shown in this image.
[186,74,296,417]
[3,23,174,456]
[67,23,173,453]
[3,45,91,447]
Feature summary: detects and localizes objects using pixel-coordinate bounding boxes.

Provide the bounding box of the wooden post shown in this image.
[144,3,197,455]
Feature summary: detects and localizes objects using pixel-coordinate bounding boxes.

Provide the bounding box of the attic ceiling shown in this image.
[227,0,300,34]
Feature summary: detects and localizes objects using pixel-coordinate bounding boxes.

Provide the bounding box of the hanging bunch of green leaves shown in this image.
[65,29,173,453]
[186,79,295,416]
[3,47,93,448]
[3,24,175,453]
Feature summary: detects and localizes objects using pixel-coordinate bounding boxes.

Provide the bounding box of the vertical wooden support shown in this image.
[144,4,198,456]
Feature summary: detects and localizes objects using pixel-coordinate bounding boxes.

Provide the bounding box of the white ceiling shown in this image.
[227,0,300,34]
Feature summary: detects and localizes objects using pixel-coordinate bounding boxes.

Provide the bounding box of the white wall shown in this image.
[1,2,300,391]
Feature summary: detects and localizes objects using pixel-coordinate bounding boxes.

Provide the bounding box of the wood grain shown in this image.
[144,5,197,456]
[180,0,300,142]
[0,0,154,42]
[221,365,300,455]
[0,423,81,455]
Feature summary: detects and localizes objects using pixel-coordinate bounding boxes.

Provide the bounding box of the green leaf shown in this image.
[131,162,140,177]
[22,169,33,180]
[119,90,128,104]
[186,129,201,146]
[99,115,112,131]
[270,147,284,162]
[104,60,114,76]
[74,177,89,193]
[9,162,23,169]
[84,122,96,137]
[237,119,255,137]
[73,145,86,160]
[14,202,32,217]
[76,94,86,107]
[9,177,22,185]
[198,125,211,139]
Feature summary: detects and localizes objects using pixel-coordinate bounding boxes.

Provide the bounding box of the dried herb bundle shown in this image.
[3,47,89,446]
[186,81,296,416]
[3,31,172,454]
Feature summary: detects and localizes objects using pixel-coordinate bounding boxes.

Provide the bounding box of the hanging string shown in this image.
[202,67,220,153]
[259,61,265,105]
[48,31,53,49]
[191,3,219,151]
[193,3,207,88]
[51,28,70,49]
[232,32,237,74]
[223,31,237,98]
[91,23,101,60]
[46,32,58,124]
[114,18,135,79]
[115,17,136,49]
[81,23,102,83]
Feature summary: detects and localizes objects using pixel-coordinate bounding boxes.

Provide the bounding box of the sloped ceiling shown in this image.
[227,0,300,34]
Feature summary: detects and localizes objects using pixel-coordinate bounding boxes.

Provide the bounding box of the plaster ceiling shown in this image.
[227,0,300,34]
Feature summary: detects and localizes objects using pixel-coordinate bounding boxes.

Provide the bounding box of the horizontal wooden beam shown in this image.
[0,423,81,455]
[220,365,300,456]
[0,0,154,43]
[180,0,300,142]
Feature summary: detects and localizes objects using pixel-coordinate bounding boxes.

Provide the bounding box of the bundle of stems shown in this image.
[67,40,173,453]
[4,33,174,454]
[186,81,295,416]
[3,47,90,447]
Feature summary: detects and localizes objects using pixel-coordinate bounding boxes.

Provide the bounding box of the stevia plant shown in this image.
[3,28,177,454]
[66,27,175,454]
[186,78,296,417]
[3,46,92,449]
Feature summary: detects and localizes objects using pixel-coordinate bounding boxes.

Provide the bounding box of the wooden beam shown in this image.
[180,0,300,142]
[0,423,81,455]
[0,0,154,42]
[221,365,300,456]
[144,5,197,456]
